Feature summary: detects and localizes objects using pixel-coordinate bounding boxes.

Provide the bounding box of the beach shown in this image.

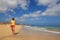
[0,24,60,40]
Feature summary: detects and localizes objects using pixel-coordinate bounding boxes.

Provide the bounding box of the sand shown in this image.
[0,24,60,40]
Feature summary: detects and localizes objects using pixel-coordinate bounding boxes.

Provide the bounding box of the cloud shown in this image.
[1,0,60,16]
[30,11,41,17]
[36,0,60,16]
[18,0,30,10]
[20,11,41,19]
[15,11,41,22]
[15,17,25,22]
[8,9,16,14]
[0,0,17,12]
[0,0,30,12]
[36,0,57,6]
[41,4,60,16]
[0,7,7,12]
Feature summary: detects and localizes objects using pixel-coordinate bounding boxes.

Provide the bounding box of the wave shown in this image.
[24,25,60,34]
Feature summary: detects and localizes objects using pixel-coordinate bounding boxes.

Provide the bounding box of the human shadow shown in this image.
[0,32,21,40]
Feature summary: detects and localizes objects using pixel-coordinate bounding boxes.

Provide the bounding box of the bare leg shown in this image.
[12,28,15,35]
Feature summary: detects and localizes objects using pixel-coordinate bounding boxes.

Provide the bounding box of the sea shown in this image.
[23,25,60,34]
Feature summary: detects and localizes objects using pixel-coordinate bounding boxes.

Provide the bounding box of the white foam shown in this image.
[45,30,60,34]
[24,26,60,34]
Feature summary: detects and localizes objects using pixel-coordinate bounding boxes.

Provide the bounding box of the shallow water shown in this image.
[23,25,60,34]
[31,26,60,32]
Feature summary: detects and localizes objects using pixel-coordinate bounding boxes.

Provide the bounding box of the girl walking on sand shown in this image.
[10,18,15,35]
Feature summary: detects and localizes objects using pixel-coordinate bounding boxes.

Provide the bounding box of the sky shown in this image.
[0,0,60,26]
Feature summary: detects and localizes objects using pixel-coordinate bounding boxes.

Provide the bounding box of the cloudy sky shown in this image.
[0,0,60,26]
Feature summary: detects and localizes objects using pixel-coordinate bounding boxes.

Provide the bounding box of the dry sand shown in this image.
[0,24,60,40]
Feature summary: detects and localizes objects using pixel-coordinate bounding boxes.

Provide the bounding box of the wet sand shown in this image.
[0,24,60,40]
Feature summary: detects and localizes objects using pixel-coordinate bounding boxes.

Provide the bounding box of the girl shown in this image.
[10,18,15,35]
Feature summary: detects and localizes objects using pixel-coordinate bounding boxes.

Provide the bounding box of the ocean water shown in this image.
[23,25,60,34]
[36,26,60,32]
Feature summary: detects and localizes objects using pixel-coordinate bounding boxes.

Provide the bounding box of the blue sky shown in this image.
[0,0,60,26]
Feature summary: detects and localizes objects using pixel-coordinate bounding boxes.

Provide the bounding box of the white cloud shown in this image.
[0,0,17,12]
[42,4,60,16]
[15,11,41,22]
[20,11,41,19]
[6,0,17,8]
[18,0,30,10]
[8,9,16,14]
[36,0,60,16]
[0,0,30,12]
[36,0,57,6]
[15,17,25,22]
[30,11,41,17]
[30,17,40,20]
[0,7,7,12]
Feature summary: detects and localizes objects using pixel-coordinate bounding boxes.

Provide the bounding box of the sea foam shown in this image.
[24,26,60,34]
